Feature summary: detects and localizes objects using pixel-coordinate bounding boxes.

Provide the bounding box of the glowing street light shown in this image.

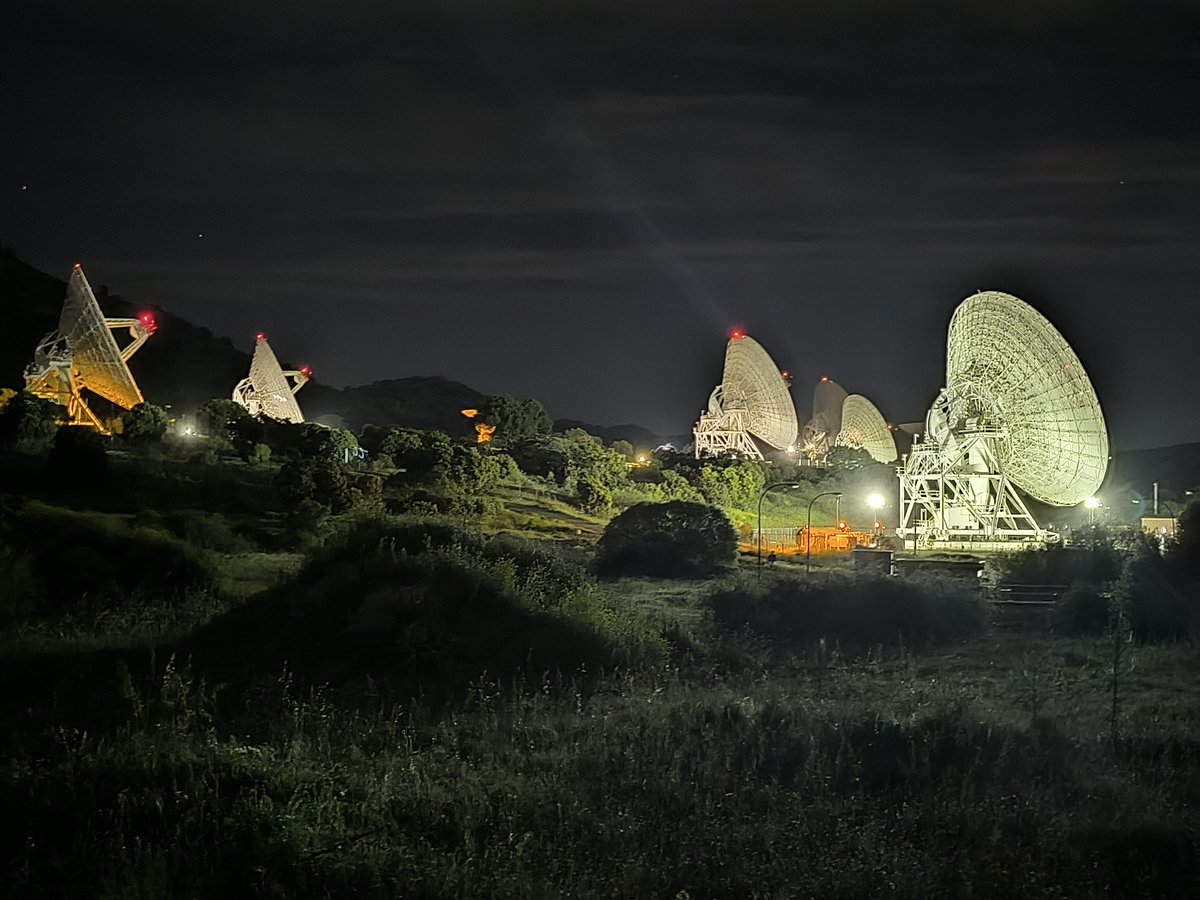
[867,492,886,539]
[758,482,803,580]
[806,491,843,574]
[1084,496,1101,526]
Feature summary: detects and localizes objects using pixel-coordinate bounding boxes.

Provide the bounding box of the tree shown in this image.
[1168,498,1200,578]
[697,460,765,510]
[275,457,357,514]
[299,424,358,461]
[562,429,628,499]
[0,393,61,451]
[196,399,256,444]
[120,402,170,444]
[483,394,552,444]
[595,501,738,578]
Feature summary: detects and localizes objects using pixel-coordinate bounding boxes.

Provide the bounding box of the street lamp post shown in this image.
[758,481,803,580]
[867,492,885,542]
[806,491,843,574]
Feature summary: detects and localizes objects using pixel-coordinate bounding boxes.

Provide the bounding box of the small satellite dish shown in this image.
[835,394,898,463]
[232,334,310,424]
[24,266,156,433]
[693,331,797,458]
[900,290,1108,545]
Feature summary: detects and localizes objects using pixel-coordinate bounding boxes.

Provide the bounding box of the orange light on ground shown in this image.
[461,408,479,418]
[474,422,496,444]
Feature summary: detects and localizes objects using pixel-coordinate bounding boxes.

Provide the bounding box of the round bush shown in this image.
[595,501,737,578]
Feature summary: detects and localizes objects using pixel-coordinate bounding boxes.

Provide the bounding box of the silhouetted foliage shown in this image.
[1052,582,1110,636]
[196,398,256,448]
[1119,543,1200,641]
[275,458,358,514]
[990,540,1123,587]
[120,401,170,444]
[710,574,990,646]
[298,423,358,461]
[596,501,737,578]
[48,426,107,481]
[484,394,552,444]
[1168,498,1200,578]
[0,393,61,450]
[0,501,212,626]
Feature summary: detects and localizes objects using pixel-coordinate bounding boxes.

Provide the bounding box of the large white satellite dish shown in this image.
[231,333,310,424]
[800,376,847,461]
[899,290,1108,546]
[24,264,156,433]
[836,394,897,463]
[693,329,797,459]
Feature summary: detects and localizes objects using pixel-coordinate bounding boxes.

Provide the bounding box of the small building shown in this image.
[1140,516,1178,541]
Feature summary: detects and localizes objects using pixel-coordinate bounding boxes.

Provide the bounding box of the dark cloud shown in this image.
[3,0,1199,449]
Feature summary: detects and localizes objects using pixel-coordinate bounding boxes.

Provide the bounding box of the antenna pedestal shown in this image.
[898,430,1053,547]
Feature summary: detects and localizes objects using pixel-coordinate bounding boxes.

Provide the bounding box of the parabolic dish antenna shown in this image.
[693,330,797,458]
[836,394,897,463]
[899,290,1108,546]
[24,265,156,433]
[800,376,847,461]
[232,334,310,424]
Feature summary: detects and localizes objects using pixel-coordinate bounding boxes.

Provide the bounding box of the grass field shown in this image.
[1,447,1198,898]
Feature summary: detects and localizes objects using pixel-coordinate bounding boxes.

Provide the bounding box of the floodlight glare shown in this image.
[1084,497,1101,509]
[867,493,886,509]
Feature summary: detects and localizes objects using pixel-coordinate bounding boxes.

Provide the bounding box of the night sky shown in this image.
[3,1,1198,449]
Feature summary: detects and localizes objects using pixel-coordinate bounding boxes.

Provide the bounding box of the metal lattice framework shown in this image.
[694,331,797,458]
[24,265,156,433]
[800,377,847,461]
[899,291,1108,547]
[232,334,310,424]
[836,394,897,463]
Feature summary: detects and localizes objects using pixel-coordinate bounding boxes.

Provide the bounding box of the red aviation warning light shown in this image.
[256,332,266,342]
[72,262,82,270]
[299,365,312,377]
[820,375,830,383]
[138,312,157,334]
[729,328,745,340]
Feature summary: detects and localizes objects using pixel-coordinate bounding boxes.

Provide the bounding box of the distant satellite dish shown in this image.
[800,377,847,461]
[900,290,1108,545]
[24,265,156,433]
[232,334,310,424]
[693,331,797,458]
[836,394,897,463]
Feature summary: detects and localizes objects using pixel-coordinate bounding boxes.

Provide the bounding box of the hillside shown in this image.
[1,253,517,436]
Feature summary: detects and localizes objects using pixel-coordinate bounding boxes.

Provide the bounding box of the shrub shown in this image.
[596,501,737,578]
[1052,581,1110,636]
[0,393,61,450]
[249,442,272,465]
[710,573,990,646]
[120,402,170,444]
[48,426,107,481]
[0,502,213,627]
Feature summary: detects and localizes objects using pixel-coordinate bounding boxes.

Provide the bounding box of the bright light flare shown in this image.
[1084,497,1101,509]
[867,493,886,509]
